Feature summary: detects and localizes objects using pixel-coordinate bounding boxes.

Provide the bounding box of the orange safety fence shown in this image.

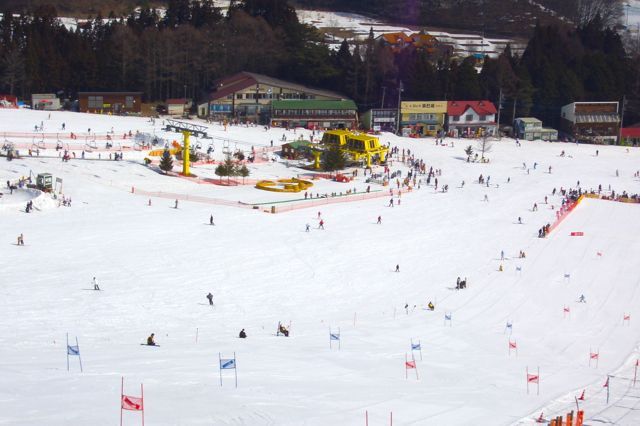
[547,195,583,235]
[131,187,388,213]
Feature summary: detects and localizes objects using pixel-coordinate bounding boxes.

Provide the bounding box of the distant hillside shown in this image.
[292,0,623,37]
[0,0,165,17]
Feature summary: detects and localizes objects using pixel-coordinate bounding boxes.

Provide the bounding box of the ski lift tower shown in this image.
[164,119,209,176]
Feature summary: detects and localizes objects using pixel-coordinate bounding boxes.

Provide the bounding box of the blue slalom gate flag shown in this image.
[445,313,452,321]
[330,333,340,341]
[220,359,236,370]
[67,345,80,356]
[506,322,512,329]
[516,266,522,272]
[411,343,421,351]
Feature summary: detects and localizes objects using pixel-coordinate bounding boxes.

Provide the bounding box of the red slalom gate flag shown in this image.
[509,341,517,349]
[597,252,603,257]
[564,306,570,313]
[624,314,631,321]
[603,377,609,388]
[121,395,143,411]
[405,360,416,369]
[527,374,539,383]
[590,352,599,360]
[578,390,585,400]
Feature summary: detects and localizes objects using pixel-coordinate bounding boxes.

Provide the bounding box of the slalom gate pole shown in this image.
[141,383,144,426]
[120,377,124,426]
[196,327,198,344]
[77,336,83,372]
[234,352,238,388]
[219,353,223,387]
[537,367,540,396]
[66,333,69,371]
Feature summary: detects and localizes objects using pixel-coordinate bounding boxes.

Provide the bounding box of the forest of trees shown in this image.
[0,0,638,127]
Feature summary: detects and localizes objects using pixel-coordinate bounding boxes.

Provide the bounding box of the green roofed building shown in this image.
[270,99,358,130]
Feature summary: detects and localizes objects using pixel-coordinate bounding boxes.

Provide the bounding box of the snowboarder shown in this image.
[174,199,179,209]
[92,277,100,291]
[17,233,24,246]
[427,301,435,311]
[395,264,400,272]
[206,292,213,305]
[146,333,156,346]
[209,215,215,225]
[239,329,247,338]
[377,215,382,224]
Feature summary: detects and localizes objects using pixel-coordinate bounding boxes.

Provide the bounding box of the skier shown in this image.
[209,215,215,226]
[305,223,310,232]
[395,264,400,272]
[533,203,538,211]
[239,329,247,338]
[578,294,586,303]
[146,333,156,346]
[548,166,552,174]
[500,250,504,261]
[318,219,324,230]
[148,199,152,206]
[92,277,100,291]
[377,215,382,224]
[484,194,489,202]
[518,216,522,224]
[174,199,179,209]
[206,292,213,306]
[17,233,24,246]
[389,198,394,207]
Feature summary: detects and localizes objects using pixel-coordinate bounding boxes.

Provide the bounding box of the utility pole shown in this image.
[618,95,626,145]
[512,97,517,126]
[396,81,403,135]
[496,88,502,139]
[381,87,386,109]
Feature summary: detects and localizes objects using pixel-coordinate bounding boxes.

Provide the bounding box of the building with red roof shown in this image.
[446,100,497,137]
[621,127,640,145]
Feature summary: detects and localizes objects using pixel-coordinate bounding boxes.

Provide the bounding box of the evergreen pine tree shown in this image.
[159,149,174,174]
[323,144,347,171]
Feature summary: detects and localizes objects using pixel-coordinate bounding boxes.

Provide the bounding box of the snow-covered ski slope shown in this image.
[1,109,640,425]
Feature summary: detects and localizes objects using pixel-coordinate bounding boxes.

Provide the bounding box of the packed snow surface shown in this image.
[1,109,640,425]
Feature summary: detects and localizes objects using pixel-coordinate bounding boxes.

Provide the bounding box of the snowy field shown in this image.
[1,109,640,425]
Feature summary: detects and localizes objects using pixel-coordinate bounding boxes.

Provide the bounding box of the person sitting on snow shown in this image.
[239,329,247,338]
[278,324,289,337]
[428,301,435,311]
[147,333,156,346]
